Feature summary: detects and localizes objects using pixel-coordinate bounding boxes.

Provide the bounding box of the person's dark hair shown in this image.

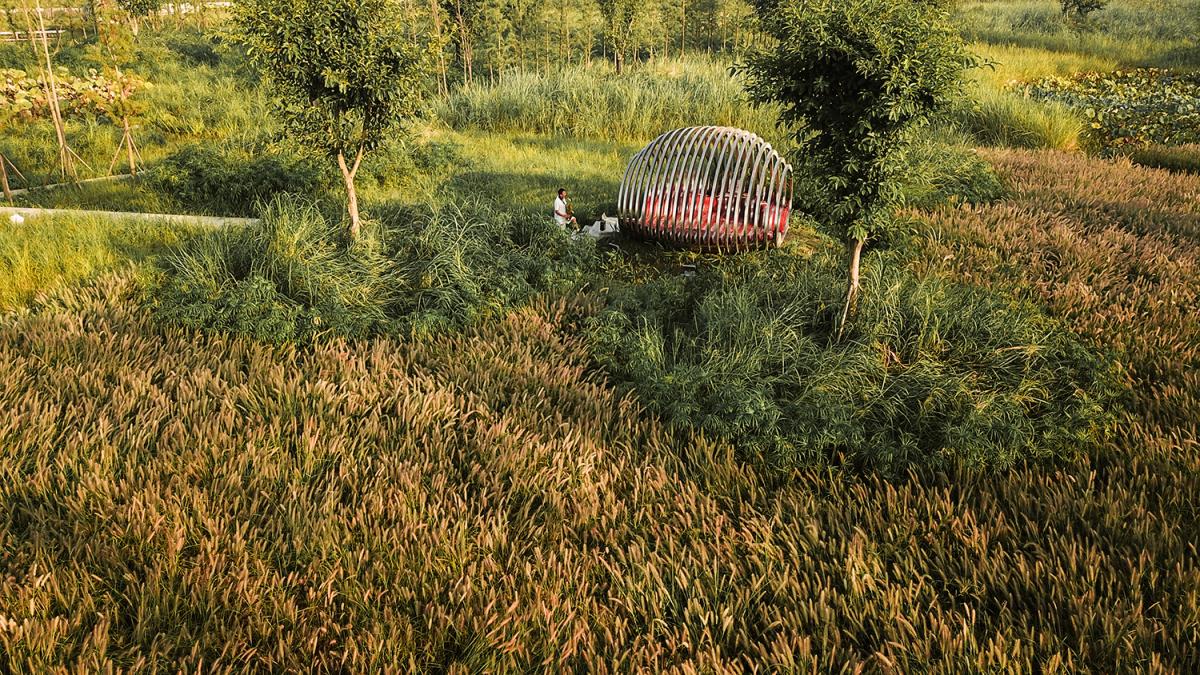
[557,188,566,197]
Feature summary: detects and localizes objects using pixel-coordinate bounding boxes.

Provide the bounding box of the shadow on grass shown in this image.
[447,169,622,224]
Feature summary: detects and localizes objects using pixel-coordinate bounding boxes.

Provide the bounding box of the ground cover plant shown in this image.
[587,241,1116,472]
[150,196,597,343]
[1024,68,1200,149]
[2,152,1198,667]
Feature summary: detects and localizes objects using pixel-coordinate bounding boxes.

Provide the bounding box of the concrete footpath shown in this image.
[2,205,259,229]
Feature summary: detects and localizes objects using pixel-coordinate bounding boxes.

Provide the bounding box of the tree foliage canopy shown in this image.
[235,0,431,160]
[743,0,974,240]
[115,0,162,18]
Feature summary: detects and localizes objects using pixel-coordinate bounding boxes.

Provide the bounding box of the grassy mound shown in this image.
[0,214,190,311]
[588,242,1115,472]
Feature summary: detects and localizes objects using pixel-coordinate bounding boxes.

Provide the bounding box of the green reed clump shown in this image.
[952,86,1086,150]
[435,56,783,145]
[150,197,598,342]
[150,197,400,342]
[587,240,1117,472]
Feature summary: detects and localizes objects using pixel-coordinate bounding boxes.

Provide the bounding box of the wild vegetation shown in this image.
[1024,68,1200,149]
[1,0,1199,670]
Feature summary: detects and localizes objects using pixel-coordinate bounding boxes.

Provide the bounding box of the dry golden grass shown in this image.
[913,150,1200,439]
[2,246,1198,670]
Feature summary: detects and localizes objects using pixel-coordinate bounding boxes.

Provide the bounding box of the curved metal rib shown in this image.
[618,126,793,251]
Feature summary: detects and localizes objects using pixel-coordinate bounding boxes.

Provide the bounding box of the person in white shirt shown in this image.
[554,188,578,229]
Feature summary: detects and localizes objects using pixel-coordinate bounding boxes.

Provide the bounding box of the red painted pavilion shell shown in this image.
[618,126,794,250]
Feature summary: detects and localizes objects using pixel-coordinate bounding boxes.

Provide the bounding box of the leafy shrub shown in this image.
[587,242,1117,472]
[145,144,325,216]
[1061,0,1107,24]
[1023,69,1200,149]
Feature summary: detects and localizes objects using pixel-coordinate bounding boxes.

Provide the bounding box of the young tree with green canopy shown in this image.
[742,0,975,335]
[115,0,162,36]
[1061,0,1108,25]
[237,0,431,240]
[595,0,641,72]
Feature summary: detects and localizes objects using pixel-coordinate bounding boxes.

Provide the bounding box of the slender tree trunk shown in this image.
[429,0,448,95]
[453,3,472,83]
[558,2,567,66]
[679,0,686,58]
[837,237,865,338]
[32,3,76,182]
[338,149,365,241]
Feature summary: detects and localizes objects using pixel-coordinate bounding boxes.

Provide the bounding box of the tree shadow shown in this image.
[446,168,621,223]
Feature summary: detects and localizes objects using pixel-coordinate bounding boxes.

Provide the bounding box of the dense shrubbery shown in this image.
[145,144,325,216]
[1024,69,1200,149]
[587,242,1116,472]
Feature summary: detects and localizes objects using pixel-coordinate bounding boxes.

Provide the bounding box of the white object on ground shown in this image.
[581,214,620,239]
[9,213,24,225]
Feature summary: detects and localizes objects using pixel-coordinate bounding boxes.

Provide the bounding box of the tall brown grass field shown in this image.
[1,149,1198,670]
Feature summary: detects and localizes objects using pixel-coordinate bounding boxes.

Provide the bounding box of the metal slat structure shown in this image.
[618,126,793,251]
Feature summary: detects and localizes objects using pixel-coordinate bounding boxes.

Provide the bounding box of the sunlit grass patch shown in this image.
[0,214,190,310]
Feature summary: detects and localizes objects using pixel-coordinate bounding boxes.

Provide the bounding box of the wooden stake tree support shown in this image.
[0,155,27,201]
[618,126,794,251]
[25,1,86,182]
[101,69,145,176]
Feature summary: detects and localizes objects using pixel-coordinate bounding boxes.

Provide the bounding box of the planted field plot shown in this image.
[1,150,1198,670]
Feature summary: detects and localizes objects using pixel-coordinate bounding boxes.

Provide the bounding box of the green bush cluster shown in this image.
[586,242,1117,473]
[145,144,325,216]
